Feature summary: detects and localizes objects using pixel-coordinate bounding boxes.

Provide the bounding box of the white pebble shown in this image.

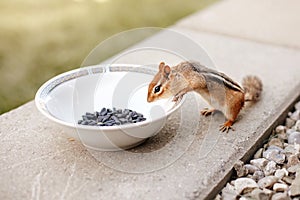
[295,101,300,111]
[263,161,277,176]
[234,160,248,177]
[284,143,300,156]
[290,110,300,121]
[288,163,300,173]
[244,164,260,174]
[234,178,258,194]
[274,168,288,180]
[250,158,268,170]
[248,188,270,200]
[275,125,286,134]
[288,131,300,145]
[221,183,238,200]
[252,170,265,181]
[295,120,300,132]
[289,168,300,197]
[271,192,289,200]
[287,154,300,167]
[286,118,296,128]
[273,183,288,192]
[253,148,263,159]
[257,176,278,189]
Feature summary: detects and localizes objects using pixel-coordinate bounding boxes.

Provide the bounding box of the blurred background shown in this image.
[0,0,217,114]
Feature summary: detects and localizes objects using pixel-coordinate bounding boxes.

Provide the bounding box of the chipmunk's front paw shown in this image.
[219,120,235,133]
[200,108,216,116]
[172,94,182,102]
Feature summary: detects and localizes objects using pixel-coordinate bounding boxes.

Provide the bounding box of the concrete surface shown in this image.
[176,0,300,49]
[1,0,300,199]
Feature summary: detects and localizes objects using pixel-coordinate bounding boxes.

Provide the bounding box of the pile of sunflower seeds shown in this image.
[216,101,300,200]
[78,107,146,126]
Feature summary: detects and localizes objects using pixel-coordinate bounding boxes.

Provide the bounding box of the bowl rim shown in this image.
[35,64,185,131]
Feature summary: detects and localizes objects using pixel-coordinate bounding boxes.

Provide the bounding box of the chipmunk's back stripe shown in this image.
[204,73,243,92]
[189,62,243,92]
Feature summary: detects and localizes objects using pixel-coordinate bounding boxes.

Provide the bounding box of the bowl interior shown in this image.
[38,65,180,128]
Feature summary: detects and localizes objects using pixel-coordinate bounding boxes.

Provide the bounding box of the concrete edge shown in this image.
[174,0,300,51]
[174,24,300,52]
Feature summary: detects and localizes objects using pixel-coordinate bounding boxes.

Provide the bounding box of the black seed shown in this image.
[105,121,116,126]
[89,121,97,125]
[100,108,107,116]
[111,115,120,123]
[82,121,89,125]
[87,115,96,120]
[82,116,88,121]
[128,112,133,118]
[101,115,111,122]
[115,113,124,118]
[137,117,146,122]
[105,119,115,124]
[97,116,103,122]
[116,109,122,113]
[136,117,142,122]
[119,118,128,124]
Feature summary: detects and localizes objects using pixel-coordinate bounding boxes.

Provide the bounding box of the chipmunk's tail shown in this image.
[242,75,263,101]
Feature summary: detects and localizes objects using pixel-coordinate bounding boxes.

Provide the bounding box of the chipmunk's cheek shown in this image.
[160,92,172,99]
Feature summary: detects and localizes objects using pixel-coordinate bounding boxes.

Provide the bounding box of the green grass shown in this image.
[0,0,218,114]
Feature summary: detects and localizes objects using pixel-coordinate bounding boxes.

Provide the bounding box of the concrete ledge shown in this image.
[176,0,300,49]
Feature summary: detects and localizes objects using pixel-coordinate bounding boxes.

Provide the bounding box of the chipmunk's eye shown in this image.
[154,85,161,93]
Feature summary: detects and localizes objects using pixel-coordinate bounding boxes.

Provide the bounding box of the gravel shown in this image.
[217,100,300,199]
[78,107,146,126]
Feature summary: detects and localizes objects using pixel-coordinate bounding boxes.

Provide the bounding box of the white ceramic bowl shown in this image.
[35,64,185,151]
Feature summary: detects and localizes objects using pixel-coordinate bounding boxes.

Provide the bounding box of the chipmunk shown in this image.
[147,61,263,133]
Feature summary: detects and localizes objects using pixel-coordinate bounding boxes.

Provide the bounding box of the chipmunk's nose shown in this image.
[147,95,153,103]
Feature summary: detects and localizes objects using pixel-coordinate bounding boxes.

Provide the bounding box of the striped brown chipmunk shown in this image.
[147,61,263,132]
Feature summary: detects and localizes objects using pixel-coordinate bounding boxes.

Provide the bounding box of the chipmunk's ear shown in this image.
[159,62,165,72]
[164,65,171,78]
